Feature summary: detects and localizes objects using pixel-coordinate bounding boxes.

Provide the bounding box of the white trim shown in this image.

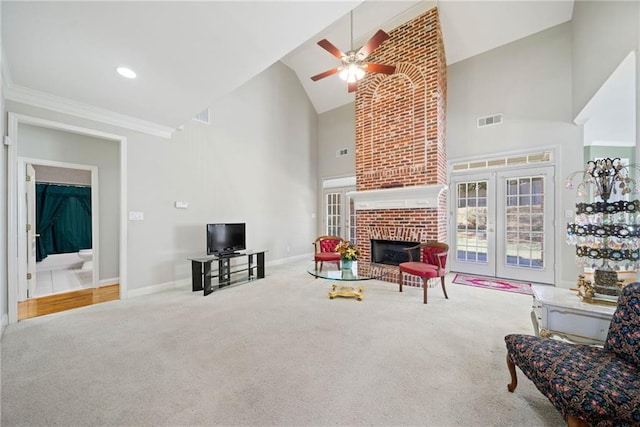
[585,140,636,147]
[322,175,356,189]
[99,277,120,287]
[126,254,312,298]
[1,47,12,94]
[347,184,447,210]
[6,113,128,324]
[0,314,8,338]
[266,253,311,266]
[127,278,190,298]
[4,84,175,139]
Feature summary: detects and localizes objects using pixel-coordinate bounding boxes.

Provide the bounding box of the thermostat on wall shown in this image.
[175,201,188,209]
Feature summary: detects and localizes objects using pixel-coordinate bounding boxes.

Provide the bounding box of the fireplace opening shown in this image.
[371,239,420,266]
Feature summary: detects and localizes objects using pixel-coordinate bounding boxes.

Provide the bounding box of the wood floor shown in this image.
[17,284,120,320]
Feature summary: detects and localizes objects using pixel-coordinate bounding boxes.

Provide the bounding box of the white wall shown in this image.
[445,22,584,286]
[0,1,7,332]
[125,61,318,289]
[4,61,317,297]
[17,124,120,280]
[571,0,639,118]
[317,102,355,180]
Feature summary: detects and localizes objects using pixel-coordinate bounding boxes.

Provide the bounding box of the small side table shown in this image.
[307,262,385,301]
[531,284,616,345]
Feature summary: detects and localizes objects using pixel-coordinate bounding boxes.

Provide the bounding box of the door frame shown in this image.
[448,148,558,285]
[322,175,357,242]
[6,112,128,324]
[17,158,100,299]
[449,172,495,277]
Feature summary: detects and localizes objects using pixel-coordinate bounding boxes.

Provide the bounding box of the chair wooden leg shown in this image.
[423,278,428,304]
[566,415,589,427]
[506,354,518,392]
[441,276,449,299]
[399,271,403,292]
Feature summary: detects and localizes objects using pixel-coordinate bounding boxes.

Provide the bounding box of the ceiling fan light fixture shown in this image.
[339,62,365,82]
[310,10,393,92]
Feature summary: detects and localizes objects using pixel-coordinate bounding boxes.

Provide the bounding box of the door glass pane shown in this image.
[504,176,544,269]
[455,180,488,264]
[348,197,357,244]
[326,192,342,236]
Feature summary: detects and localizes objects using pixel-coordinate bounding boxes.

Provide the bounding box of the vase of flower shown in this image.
[341,258,353,270]
[335,241,360,270]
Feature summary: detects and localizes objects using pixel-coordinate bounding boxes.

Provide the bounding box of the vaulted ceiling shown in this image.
[2,1,576,135]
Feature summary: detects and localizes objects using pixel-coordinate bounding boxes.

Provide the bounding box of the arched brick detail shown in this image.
[353,7,448,286]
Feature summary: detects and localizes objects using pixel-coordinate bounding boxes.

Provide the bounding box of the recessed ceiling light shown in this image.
[116,67,136,79]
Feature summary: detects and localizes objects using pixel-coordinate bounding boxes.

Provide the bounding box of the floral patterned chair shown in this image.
[504,282,640,427]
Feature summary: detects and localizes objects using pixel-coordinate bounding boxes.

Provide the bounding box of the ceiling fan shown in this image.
[310,11,396,93]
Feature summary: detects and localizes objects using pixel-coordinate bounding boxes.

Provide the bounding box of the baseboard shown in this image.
[267,252,312,266]
[99,277,120,287]
[1,313,8,338]
[126,253,313,299]
[126,278,190,298]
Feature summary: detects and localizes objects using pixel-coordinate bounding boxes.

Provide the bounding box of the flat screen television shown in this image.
[206,223,246,255]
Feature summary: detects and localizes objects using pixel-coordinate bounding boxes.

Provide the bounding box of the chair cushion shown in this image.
[319,239,341,252]
[315,252,340,261]
[505,334,640,425]
[422,246,447,268]
[605,282,640,366]
[399,262,439,278]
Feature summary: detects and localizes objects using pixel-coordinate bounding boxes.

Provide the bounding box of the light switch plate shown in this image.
[129,211,144,221]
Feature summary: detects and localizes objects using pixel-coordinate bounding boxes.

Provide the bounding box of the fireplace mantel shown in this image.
[346,184,447,210]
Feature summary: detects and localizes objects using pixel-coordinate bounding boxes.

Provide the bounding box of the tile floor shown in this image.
[34,269,94,298]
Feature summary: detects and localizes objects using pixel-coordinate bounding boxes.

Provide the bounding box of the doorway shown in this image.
[20,161,98,300]
[6,113,128,324]
[323,186,356,243]
[449,165,556,284]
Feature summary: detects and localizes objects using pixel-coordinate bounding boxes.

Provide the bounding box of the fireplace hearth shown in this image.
[371,239,420,266]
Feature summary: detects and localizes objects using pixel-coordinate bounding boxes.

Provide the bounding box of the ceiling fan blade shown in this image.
[310,67,340,81]
[357,30,390,58]
[365,63,396,75]
[317,39,345,60]
[348,81,358,93]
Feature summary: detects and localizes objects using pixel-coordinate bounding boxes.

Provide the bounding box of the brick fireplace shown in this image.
[350,7,447,286]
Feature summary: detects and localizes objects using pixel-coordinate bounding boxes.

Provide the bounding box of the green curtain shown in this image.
[36,183,92,261]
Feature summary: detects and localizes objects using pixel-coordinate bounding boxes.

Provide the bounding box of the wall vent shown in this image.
[336,148,348,157]
[477,113,503,128]
[193,108,210,124]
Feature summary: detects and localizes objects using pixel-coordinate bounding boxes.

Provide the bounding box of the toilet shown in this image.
[78,249,93,270]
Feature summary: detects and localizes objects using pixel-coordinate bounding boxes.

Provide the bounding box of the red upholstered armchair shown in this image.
[398,242,449,304]
[313,235,345,273]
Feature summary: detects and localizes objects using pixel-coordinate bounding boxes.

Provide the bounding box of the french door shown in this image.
[323,187,356,243]
[450,166,555,284]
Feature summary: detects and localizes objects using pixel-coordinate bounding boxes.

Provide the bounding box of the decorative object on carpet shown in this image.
[452,274,532,295]
[564,157,640,300]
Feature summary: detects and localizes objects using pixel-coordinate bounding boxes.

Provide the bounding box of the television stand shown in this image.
[189,250,266,296]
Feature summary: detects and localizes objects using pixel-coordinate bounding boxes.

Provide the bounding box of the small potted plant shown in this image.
[335,241,360,270]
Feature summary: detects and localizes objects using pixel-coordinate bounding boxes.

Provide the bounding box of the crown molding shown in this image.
[3,81,175,139]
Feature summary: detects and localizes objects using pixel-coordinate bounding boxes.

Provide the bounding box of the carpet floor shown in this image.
[452,273,533,295]
[1,260,563,426]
